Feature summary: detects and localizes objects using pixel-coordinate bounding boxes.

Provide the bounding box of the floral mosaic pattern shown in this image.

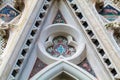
[29,58,47,79]
[53,10,66,24]
[99,5,120,21]
[46,36,76,57]
[0,5,20,22]
[77,58,96,77]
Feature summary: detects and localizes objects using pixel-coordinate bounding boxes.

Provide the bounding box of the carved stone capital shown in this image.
[0,23,9,30]
[0,29,6,37]
[0,23,16,30]
[105,22,120,39]
[0,23,16,39]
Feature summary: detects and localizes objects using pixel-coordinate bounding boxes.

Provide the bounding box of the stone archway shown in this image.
[30,60,97,80]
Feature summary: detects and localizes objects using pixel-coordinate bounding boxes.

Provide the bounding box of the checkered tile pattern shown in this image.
[0,37,7,54]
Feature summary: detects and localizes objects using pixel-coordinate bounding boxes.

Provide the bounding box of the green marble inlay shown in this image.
[99,5,120,21]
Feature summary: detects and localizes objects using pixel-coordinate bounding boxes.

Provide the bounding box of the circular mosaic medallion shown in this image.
[54,44,68,55]
[46,36,76,58]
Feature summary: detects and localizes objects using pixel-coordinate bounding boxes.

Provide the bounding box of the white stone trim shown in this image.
[30,60,97,80]
[37,24,86,64]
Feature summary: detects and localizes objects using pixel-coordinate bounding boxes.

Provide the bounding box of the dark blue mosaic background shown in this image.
[0,5,20,22]
[99,5,120,21]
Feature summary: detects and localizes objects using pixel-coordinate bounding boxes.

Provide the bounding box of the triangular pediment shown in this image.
[1,0,120,80]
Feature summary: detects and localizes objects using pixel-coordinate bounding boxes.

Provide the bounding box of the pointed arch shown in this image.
[30,60,97,80]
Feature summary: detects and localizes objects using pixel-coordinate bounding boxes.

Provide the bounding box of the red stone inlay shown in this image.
[29,58,47,79]
[77,58,96,77]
